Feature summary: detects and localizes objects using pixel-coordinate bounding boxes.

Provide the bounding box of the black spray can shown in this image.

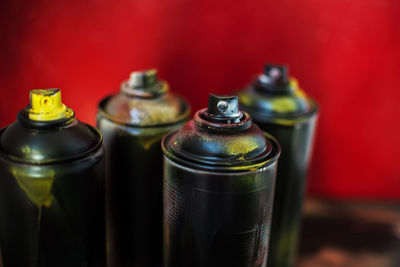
[97,69,190,266]
[0,89,105,267]
[162,94,280,267]
[238,65,318,267]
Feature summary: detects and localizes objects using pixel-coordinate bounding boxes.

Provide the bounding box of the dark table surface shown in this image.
[297,198,400,267]
[1,198,398,267]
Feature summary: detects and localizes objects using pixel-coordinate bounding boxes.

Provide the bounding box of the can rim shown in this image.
[241,98,319,127]
[163,154,278,175]
[0,123,103,165]
[162,130,281,173]
[97,94,191,128]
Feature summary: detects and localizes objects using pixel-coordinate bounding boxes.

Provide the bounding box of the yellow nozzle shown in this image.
[28,89,74,121]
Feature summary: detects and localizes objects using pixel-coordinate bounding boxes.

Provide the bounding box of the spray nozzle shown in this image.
[207,94,242,122]
[28,89,73,121]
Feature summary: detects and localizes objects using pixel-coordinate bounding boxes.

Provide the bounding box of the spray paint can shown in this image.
[97,69,190,266]
[238,65,318,267]
[162,94,280,267]
[0,89,105,267]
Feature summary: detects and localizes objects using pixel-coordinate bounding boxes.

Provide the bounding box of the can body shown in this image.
[0,131,105,267]
[97,69,190,266]
[238,65,318,267]
[260,118,317,267]
[163,157,277,267]
[162,94,281,267]
[97,116,184,266]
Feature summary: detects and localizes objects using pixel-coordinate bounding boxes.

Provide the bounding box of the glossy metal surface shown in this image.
[97,70,190,267]
[0,105,105,267]
[162,95,280,267]
[238,65,318,267]
[257,118,317,267]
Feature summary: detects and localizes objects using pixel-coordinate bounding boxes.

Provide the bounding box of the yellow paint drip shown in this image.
[12,168,55,208]
[139,133,164,150]
[28,89,74,121]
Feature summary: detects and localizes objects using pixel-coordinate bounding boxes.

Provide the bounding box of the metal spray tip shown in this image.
[207,94,241,120]
[264,65,288,83]
[128,69,158,89]
[254,64,291,93]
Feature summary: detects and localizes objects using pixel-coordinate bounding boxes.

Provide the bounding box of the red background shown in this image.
[1,0,399,199]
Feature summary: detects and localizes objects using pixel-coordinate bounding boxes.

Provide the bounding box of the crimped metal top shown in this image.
[0,100,102,165]
[98,69,190,127]
[162,94,280,172]
[238,65,317,125]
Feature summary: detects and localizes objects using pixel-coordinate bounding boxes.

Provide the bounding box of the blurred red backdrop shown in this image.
[0,0,399,199]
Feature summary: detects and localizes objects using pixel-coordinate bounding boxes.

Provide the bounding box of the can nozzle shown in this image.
[28,89,73,121]
[207,94,242,121]
[263,65,288,83]
[256,64,291,93]
[128,69,158,89]
[122,69,168,97]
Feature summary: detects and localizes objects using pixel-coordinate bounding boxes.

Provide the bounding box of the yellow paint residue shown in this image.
[21,145,31,154]
[270,97,298,113]
[226,139,259,158]
[12,168,55,208]
[238,93,252,107]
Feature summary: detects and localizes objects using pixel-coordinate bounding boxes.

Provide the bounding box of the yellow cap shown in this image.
[28,89,74,121]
